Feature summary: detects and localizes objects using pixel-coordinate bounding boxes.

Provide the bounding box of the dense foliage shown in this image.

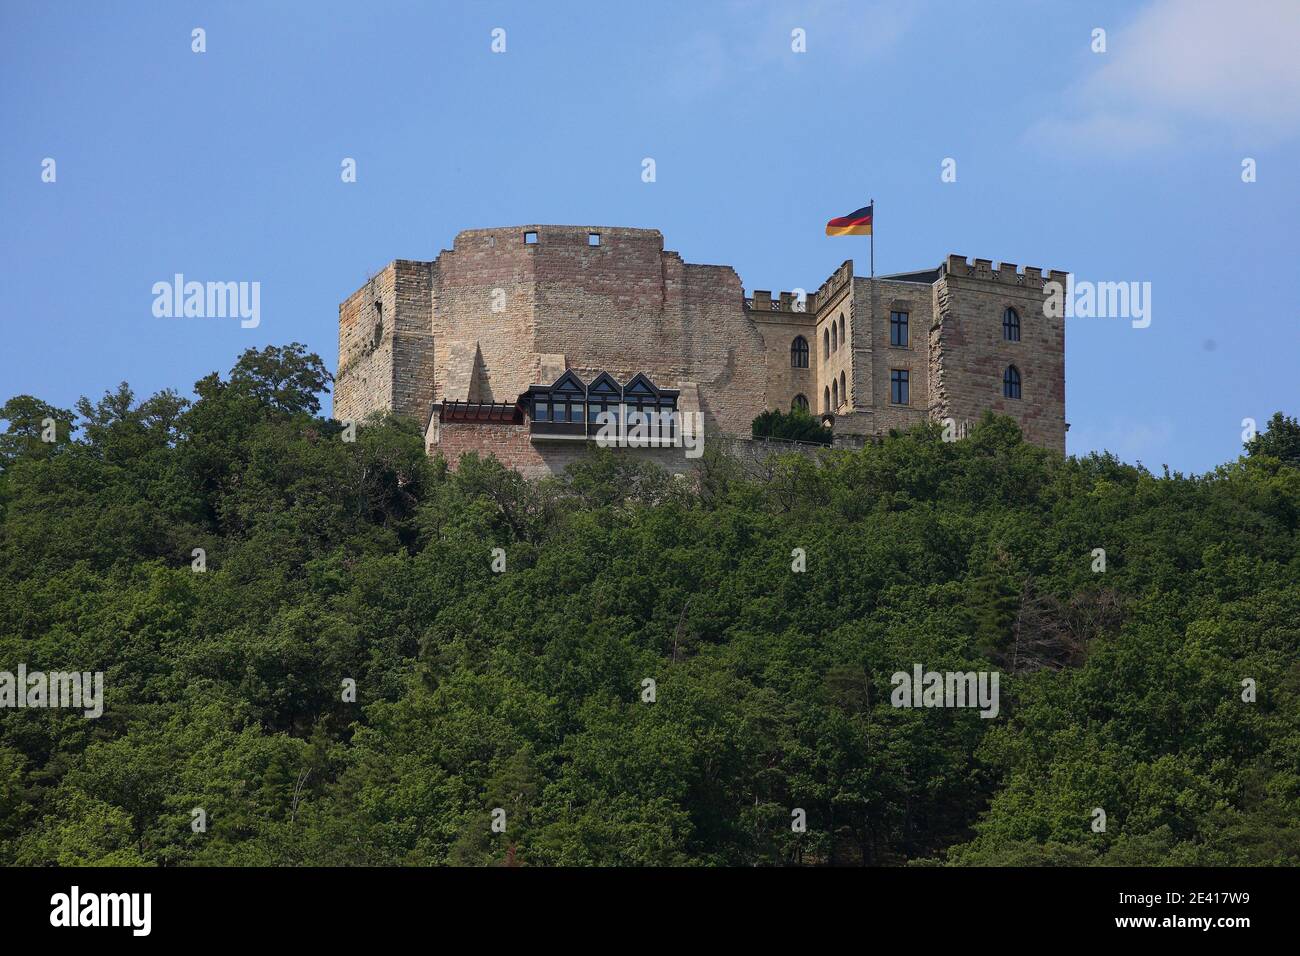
[1,345,1297,866]
[752,407,832,445]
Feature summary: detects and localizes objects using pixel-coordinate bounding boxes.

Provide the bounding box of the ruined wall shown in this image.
[522,226,766,436]
[336,260,436,425]
[335,265,396,424]
[390,260,436,422]
[430,229,539,403]
[417,226,769,438]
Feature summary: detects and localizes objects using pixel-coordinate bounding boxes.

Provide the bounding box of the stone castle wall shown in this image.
[931,256,1067,452]
[334,226,1068,471]
[335,265,395,424]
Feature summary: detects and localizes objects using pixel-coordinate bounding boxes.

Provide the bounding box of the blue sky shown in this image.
[2,0,1296,473]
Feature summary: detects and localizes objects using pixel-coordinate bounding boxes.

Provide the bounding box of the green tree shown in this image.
[1245,411,1300,465]
[751,407,831,445]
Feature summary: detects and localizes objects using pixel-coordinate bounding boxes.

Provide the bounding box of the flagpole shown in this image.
[870,200,876,374]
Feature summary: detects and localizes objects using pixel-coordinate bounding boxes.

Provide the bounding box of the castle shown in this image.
[335,225,1066,476]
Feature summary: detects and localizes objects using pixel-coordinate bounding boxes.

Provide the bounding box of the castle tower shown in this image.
[335,260,435,425]
[928,256,1067,452]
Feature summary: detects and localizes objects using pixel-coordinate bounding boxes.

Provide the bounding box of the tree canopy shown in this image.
[1,345,1297,866]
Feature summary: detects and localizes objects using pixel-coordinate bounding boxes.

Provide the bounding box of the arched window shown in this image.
[1003,307,1021,342]
[839,371,847,408]
[823,386,831,413]
[832,379,839,409]
[791,394,809,413]
[823,328,830,360]
[1003,365,1021,399]
[831,323,838,352]
[790,336,809,368]
[839,314,846,348]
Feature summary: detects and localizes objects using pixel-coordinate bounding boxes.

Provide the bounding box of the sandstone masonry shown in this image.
[335,226,1066,476]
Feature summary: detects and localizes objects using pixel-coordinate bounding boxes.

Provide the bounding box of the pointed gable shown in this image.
[623,372,660,398]
[587,371,622,398]
[549,369,586,395]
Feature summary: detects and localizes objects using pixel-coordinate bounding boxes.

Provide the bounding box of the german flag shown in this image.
[825,204,873,237]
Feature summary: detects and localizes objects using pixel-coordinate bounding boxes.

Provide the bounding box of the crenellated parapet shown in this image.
[812,259,854,312]
[745,288,817,314]
[943,254,1067,289]
[743,260,852,315]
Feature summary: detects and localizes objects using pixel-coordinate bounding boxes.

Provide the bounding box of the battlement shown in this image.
[745,248,1068,316]
[943,254,1068,288]
[746,289,815,314]
[451,224,666,252]
[813,260,855,311]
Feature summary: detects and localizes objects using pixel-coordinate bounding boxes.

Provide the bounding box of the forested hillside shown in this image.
[1,345,1297,866]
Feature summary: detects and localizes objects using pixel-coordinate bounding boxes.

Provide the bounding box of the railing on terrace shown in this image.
[436,400,523,424]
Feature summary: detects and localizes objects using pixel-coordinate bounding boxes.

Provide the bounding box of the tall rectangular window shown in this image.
[890,310,909,347]
[890,369,909,405]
